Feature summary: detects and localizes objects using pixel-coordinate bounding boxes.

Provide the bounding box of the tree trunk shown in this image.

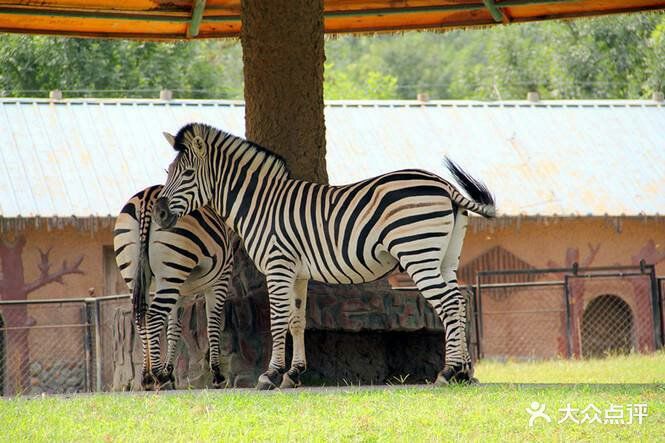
[241,0,327,183]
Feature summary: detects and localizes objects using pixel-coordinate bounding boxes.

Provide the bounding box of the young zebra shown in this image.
[114,184,233,390]
[154,123,496,389]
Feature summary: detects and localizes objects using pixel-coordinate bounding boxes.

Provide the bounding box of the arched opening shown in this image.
[581,294,634,358]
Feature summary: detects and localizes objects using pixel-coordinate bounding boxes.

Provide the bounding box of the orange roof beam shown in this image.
[0,1,622,25]
[1,0,664,39]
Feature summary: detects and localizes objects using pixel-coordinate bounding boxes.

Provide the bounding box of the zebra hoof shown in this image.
[212,373,227,389]
[256,369,281,390]
[141,372,158,391]
[155,367,176,390]
[256,376,276,391]
[279,372,301,389]
[434,366,456,386]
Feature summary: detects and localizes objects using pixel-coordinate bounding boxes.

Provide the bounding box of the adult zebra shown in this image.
[114,184,233,390]
[155,123,496,389]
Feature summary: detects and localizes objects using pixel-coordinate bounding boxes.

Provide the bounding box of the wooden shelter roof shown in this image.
[0,1,663,39]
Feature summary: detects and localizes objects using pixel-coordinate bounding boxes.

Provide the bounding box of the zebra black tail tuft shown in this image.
[444,156,496,218]
[132,189,155,326]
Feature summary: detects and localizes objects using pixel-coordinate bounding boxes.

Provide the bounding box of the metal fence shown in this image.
[473,263,663,361]
[0,264,662,395]
[0,295,132,396]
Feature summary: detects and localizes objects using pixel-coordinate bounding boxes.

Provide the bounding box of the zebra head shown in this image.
[155,123,215,229]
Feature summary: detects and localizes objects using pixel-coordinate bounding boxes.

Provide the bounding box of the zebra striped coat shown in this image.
[114,185,233,389]
[155,123,495,389]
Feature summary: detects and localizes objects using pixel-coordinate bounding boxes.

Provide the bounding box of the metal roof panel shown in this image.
[0,99,662,219]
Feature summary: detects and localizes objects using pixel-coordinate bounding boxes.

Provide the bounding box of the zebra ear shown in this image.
[163,132,176,148]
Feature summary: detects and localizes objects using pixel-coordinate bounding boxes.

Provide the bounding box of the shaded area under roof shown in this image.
[0,1,663,39]
[0,98,663,219]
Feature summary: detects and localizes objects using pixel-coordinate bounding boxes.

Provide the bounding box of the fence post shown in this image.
[94,299,103,391]
[471,285,481,361]
[84,297,103,393]
[475,274,484,359]
[648,266,663,350]
[83,299,94,392]
[563,275,573,358]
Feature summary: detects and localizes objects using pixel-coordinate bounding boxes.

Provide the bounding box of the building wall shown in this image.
[1,216,663,391]
[2,217,661,302]
[463,217,664,273]
[0,225,114,393]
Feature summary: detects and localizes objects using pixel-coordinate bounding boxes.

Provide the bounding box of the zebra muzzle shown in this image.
[154,197,178,229]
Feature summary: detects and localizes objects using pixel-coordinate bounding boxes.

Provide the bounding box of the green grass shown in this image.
[1,353,664,442]
[475,351,665,384]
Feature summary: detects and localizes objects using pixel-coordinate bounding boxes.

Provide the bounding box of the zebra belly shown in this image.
[299,245,399,284]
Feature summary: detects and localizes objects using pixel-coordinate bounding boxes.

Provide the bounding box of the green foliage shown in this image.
[0,13,662,100]
[324,62,397,99]
[0,35,234,98]
[325,13,664,100]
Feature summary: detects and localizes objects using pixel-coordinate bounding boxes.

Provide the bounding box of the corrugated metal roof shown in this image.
[0,98,663,219]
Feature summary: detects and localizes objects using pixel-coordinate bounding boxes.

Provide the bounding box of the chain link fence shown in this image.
[473,263,663,361]
[0,265,662,395]
[0,299,94,396]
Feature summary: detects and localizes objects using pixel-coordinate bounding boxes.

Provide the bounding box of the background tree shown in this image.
[0,36,231,98]
[0,13,662,100]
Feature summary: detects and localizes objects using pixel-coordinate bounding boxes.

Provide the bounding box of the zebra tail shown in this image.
[444,156,497,218]
[132,189,155,326]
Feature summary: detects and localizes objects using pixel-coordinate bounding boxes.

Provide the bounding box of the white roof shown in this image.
[0,98,663,219]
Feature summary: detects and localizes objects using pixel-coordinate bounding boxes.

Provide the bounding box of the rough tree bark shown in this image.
[233,0,329,383]
[241,0,327,183]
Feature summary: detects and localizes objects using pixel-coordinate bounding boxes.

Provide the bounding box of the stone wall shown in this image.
[109,278,455,389]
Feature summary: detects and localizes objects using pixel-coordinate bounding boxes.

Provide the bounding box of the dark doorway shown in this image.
[300,330,445,385]
[581,295,634,358]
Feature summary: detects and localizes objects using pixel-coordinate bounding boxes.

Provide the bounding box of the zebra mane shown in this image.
[174,122,290,176]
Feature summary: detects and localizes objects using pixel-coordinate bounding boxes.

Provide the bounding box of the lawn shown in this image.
[475,351,665,384]
[1,353,663,442]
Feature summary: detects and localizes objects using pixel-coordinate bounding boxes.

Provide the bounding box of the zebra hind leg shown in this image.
[158,304,185,390]
[206,283,229,389]
[142,288,180,390]
[280,279,308,389]
[136,321,158,391]
[399,254,472,386]
[435,207,476,385]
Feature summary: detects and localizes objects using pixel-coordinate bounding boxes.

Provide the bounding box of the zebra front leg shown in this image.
[280,279,308,389]
[205,282,229,388]
[160,303,185,390]
[256,265,296,390]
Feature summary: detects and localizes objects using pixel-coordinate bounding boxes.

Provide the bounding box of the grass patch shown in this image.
[1,385,663,442]
[475,351,665,384]
[1,353,663,441]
